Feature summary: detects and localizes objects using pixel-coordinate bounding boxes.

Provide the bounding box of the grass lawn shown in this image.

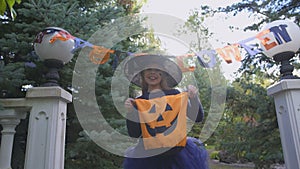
[209,160,254,169]
[207,146,254,169]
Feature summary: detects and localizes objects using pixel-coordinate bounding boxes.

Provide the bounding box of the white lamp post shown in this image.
[34,27,75,86]
[19,27,74,169]
[263,20,300,169]
[0,27,74,169]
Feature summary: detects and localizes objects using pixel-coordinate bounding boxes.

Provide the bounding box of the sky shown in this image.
[139,0,260,80]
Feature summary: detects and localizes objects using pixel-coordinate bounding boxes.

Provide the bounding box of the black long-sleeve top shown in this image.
[126,89,204,138]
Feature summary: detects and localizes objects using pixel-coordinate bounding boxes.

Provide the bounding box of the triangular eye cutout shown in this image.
[149,104,156,114]
[165,103,173,111]
[157,114,164,121]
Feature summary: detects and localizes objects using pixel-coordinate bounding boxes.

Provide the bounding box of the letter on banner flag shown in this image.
[216,44,241,64]
[257,25,293,51]
[216,48,232,63]
[176,54,195,72]
[238,37,262,56]
[269,24,292,44]
[49,31,75,43]
[196,50,217,68]
[256,29,276,50]
[72,37,94,53]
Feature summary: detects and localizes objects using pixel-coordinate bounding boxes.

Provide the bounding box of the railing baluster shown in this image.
[0,109,27,169]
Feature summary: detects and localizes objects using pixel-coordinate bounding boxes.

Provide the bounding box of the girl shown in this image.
[123,54,209,169]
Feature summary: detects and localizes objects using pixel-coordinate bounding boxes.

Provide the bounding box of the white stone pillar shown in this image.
[24,87,72,169]
[267,79,300,169]
[0,109,27,169]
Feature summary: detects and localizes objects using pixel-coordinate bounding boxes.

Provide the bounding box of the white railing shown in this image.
[0,87,72,169]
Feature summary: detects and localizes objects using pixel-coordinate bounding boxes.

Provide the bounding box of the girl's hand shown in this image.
[124,98,135,112]
[187,85,198,98]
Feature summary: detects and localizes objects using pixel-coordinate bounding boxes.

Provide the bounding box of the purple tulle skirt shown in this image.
[123,137,209,169]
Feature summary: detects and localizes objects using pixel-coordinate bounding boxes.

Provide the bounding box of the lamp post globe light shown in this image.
[260,20,300,79]
[34,27,75,86]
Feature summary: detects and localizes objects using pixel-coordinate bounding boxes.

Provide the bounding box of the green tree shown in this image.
[220,0,300,31]
[216,72,283,168]
[191,1,300,168]
[199,0,299,166]
[178,8,228,146]
[0,0,160,168]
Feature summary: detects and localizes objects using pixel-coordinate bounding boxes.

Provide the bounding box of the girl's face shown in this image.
[142,68,163,88]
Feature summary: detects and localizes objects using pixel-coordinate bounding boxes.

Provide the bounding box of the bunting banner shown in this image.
[37,19,300,72]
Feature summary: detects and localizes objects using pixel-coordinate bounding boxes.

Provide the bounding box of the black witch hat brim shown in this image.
[123,54,182,87]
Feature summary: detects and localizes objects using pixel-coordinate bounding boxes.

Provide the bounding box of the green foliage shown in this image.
[179,7,228,146]
[1,0,163,168]
[220,0,300,31]
[178,8,213,51]
[210,150,220,160]
[0,0,21,20]
[65,141,123,169]
[0,0,154,96]
[214,74,283,168]
[65,105,128,169]
[0,62,25,97]
[2,1,294,169]
[199,3,299,167]
[0,61,30,97]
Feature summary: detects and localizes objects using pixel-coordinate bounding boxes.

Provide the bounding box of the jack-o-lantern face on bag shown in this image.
[135,92,188,150]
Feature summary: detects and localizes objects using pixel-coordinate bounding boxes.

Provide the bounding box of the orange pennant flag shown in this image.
[176,54,196,72]
[216,44,242,63]
[231,44,242,62]
[216,48,232,63]
[89,46,115,64]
